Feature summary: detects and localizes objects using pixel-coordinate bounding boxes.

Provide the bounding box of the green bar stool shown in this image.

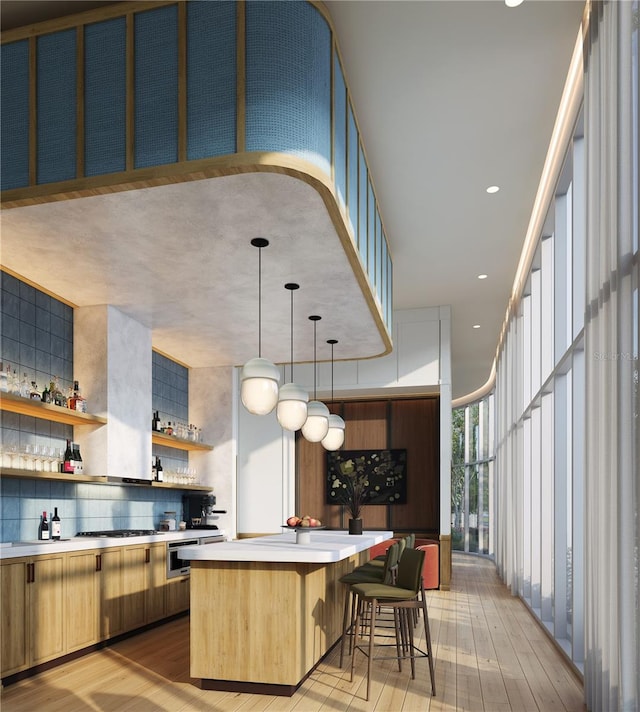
[338,541,400,667]
[350,547,436,701]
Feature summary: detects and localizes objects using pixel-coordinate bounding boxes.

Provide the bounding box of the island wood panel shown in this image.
[189,553,365,691]
[389,397,440,532]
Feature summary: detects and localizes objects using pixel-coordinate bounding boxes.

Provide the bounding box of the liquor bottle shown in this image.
[68,381,87,412]
[155,458,164,482]
[51,507,61,540]
[72,443,83,474]
[151,455,157,479]
[166,422,173,436]
[10,368,21,395]
[30,381,41,400]
[40,511,50,540]
[41,385,51,403]
[61,439,75,473]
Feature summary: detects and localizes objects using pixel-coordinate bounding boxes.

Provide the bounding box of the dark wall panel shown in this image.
[296,397,440,535]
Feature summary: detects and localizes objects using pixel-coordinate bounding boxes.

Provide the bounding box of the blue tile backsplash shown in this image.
[0,477,183,541]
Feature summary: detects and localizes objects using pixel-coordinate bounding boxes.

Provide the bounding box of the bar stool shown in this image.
[338,541,400,667]
[350,547,436,701]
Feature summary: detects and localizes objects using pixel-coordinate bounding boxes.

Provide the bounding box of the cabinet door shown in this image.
[30,553,65,665]
[65,550,98,652]
[98,547,123,640]
[122,545,146,631]
[166,575,190,615]
[1,559,29,676]
[145,543,166,623]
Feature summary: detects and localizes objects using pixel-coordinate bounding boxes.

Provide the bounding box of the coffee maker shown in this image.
[183,494,226,530]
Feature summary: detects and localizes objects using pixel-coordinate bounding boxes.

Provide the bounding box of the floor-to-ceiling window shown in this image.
[451,394,494,556]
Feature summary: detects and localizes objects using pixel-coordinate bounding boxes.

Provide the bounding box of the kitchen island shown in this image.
[181,530,393,695]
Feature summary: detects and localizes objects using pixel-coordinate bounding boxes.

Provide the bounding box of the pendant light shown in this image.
[321,339,346,451]
[276,283,309,430]
[301,315,330,442]
[240,238,280,415]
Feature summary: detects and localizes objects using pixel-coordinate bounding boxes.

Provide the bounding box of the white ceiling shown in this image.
[1,0,585,399]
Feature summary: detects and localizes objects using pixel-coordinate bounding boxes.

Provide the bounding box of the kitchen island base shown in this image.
[188,531,392,695]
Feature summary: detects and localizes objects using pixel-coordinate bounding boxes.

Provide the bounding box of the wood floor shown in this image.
[1,553,584,711]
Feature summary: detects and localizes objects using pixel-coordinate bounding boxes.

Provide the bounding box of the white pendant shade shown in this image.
[301,400,330,442]
[240,357,280,415]
[277,382,309,431]
[321,413,346,450]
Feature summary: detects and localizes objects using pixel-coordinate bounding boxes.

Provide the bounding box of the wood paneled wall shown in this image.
[296,397,440,536]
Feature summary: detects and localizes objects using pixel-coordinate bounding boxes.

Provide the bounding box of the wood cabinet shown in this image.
[97,547,124,640]
[0,551,65,677]
[166,575,190,615]
[65,550,99,652]
[1,541,183,679]
[0,558,29,676]
[122,543,166,630]
[145,543,167,623]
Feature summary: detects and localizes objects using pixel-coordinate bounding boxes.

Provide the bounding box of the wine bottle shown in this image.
[51,507,61,540]
[72,443,83,474]
[156,458,164,482]
[62,439,75,473]
[40,511,50,540]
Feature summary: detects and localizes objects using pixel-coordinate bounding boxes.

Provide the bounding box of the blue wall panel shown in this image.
[187,1,236,160]
[347,105,358,240]
[358,145,367,256]
[333,52,347,211]
[246,1,331,175]
[84,18,127,176]
[37,30,77,184]
[1,41,30,190]
[368,180,376,288]
[134,6,179,168]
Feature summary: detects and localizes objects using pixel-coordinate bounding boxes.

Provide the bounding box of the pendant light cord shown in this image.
[258,245,262,358]
[313,318,317,400]
[331,341,334,402]
[290,288,294,383]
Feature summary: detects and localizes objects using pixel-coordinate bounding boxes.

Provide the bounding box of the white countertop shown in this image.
[183,530,393,564]
[0,529,225,559]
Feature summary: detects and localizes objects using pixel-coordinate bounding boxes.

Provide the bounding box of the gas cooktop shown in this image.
[76,529,162,538]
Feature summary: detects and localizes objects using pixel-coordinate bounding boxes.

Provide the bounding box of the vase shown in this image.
[348,518,363,535]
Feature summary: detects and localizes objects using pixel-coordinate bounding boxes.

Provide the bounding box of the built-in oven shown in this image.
[167,539,199,579]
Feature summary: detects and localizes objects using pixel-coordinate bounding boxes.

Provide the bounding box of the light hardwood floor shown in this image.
[1,553,584,711]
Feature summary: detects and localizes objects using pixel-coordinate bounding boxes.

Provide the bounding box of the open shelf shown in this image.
[0,393,107,426]
[0,468,212,492]
[0,468,108,483]
[152,431,213,452]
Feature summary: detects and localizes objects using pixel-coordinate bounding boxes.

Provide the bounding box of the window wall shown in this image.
[451,395,494,556]
[495,123,587,670]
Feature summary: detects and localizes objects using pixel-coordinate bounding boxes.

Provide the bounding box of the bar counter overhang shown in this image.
[182,530,393,696]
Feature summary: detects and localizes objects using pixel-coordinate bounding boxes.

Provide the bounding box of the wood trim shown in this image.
[0,392,107,426]
[76,26,84,179]
[236,1,246,153]
[177,1,187,162]
[28,37,36,186]
[439,533,452,590]
[125,13,134,172]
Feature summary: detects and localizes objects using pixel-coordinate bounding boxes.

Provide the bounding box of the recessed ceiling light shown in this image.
[505,0,524,7]
[477,274,488,280]
[473,324,481,329]
[486,185,500,194]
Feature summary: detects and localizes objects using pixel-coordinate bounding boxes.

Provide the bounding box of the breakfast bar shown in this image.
[182,530,393,695]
